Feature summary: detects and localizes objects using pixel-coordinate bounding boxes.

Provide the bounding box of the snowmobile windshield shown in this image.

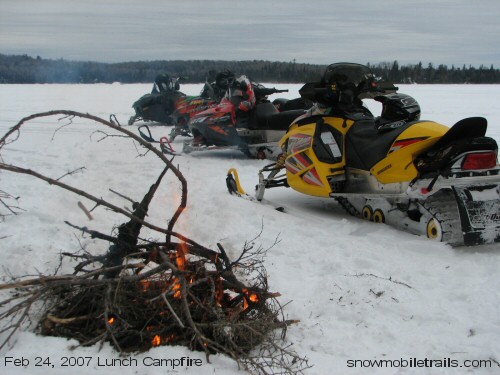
[229,88,245,98]
[153,74,173,93]
[201,82,215,98]
[323,63,374,87]
[215,70,235,90]
[226,75,254,109]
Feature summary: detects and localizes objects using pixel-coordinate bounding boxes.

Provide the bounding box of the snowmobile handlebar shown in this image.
[253,87,289,97]
[299,81,398,101]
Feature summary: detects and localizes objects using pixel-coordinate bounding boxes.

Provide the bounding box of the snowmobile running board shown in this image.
[183,142,242,154]
[183,140,280,159]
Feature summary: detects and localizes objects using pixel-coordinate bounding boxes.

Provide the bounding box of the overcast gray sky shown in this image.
[1,0,499,66]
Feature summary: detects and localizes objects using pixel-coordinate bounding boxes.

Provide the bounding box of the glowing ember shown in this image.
[242,289,259,310]
[108,317,115,325]
[152,335,161,347]
[165,334,176,343]
[172,279,182,299]
[140,280,151,292]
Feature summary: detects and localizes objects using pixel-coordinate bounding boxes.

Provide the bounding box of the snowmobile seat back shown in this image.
[250,103,304,131]
[283,97,313,111]
[266,110,307,131]
[427,117,487,152]
[415,117,496,174]
[251,102,279,129]
[345,119,414,170]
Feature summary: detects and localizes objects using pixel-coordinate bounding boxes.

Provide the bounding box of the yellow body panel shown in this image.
[371,121,449,183]
[281,116,450,195]
[280,116,355,197]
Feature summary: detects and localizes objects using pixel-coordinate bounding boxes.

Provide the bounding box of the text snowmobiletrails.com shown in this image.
[347,357,499,370]
[2,355,204,369]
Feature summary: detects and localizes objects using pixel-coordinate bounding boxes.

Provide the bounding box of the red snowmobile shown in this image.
[182,75,307,159]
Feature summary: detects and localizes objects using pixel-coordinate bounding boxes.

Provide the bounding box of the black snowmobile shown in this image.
[128,74,184,125]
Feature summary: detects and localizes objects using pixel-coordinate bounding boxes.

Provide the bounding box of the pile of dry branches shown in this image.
[0,111,308,374]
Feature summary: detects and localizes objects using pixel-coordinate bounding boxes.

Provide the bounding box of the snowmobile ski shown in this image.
[227,168,285,212]
[138,125,177,155]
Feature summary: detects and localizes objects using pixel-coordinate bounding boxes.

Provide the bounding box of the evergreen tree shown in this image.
[0,54,498,84]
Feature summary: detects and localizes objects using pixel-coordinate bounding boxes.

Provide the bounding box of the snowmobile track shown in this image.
[422,189,464,246]
[335,197,361,218]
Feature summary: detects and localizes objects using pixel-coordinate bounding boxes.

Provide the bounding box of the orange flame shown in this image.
[140,279,151,292]
[215,277,225,307]
[108,317,115,325]
[171,181,189,270]
[176,242,189,270]
[172,280,182,299]
[242,289,259,310]
[152,335,161,347]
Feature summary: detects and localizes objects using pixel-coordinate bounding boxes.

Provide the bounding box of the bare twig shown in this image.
[77,202,93,220]
[346,273,414,289]
[56,167,86,181]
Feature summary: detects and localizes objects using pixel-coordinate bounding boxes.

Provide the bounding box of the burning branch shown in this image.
[0,111,309,374]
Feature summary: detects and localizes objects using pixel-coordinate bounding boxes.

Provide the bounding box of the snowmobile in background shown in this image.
[227,63,500,246]
[128,74,220,126]
[128,74,184,125]
[168,70,236,138]
[182,75,307,159]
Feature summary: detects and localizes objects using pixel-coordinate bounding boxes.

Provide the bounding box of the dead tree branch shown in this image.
[0,110,187,242]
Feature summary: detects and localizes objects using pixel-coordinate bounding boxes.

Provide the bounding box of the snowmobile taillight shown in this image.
[461,151,498,170]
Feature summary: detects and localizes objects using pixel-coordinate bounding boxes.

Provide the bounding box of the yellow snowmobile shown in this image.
[227,63,500,246]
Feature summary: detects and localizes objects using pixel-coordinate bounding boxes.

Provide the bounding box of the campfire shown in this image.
[0,111,309,375]
[40,238,278,355]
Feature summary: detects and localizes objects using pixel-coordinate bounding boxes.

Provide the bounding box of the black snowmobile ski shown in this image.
[138,125,177,155]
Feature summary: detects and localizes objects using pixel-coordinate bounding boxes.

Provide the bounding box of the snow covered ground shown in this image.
[0,82,499,375]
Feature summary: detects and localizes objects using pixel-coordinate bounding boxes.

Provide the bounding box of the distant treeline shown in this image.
[1,54,499,84]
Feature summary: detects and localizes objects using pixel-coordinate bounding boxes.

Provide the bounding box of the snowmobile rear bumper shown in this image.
[454,186,500,245]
